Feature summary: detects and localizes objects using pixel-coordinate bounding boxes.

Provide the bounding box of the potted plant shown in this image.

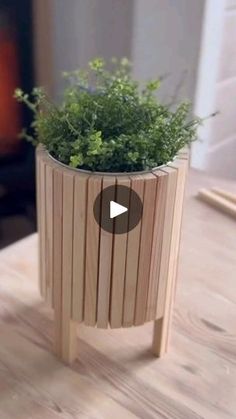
[15,58,199,364]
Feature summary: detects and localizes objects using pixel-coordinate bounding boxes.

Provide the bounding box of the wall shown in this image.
[206,0,236,178]
[48,0,205,106]
[191,0,236,179]
[51,0,134,99]
[132,0,205,104]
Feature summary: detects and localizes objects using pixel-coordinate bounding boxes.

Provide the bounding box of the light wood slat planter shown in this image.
[37,145,188,363]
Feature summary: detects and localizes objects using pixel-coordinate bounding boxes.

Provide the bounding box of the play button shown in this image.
[93,184,143,234]
[110,201,128,219]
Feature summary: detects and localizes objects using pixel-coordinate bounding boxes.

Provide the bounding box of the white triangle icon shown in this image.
[110,200,128,219]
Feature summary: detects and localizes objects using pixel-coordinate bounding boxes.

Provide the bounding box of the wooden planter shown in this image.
[36,145,188,363]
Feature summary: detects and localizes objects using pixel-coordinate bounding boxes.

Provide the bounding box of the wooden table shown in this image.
[0,169,235,419]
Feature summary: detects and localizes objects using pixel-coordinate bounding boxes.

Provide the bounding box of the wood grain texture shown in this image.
[153,159,188,356]
[52,169,63,357]
[110,177,130,328]
[97,176,116,328]
[146,170,168,322]
[45,164,54,306]
[198,188,236,219]
[36,148,42,296]
[211,187,236,204]
[165,159,188,350]
[155,167,178,320]
[61,171,77,362]
[123,175,144,327]
[134,174,158,326]
[39,156,46,299]
[0,168,236,418]
[72,173,88,322]
[84,176,102,326]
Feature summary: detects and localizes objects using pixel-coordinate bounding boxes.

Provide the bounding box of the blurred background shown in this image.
[0,0,235,248]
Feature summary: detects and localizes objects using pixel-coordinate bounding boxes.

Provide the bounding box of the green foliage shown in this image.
[14,58,200,172]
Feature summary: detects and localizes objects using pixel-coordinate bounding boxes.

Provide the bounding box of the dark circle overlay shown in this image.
[93,184,143,234]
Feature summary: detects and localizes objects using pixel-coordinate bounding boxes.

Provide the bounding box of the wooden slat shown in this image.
[146,171,168,322]
[164,159,188,350]
[110,177,130,328]
[177,147,189,159]
[72,174,89,322]
[84,176,102,326]
[155,167,178,320]
[153,161,187,356]
[198,188,236,219]
[152,317,164,356]
[45,164,54,306]
[211,187,236,204]
[39,156,46,299]
[123,175,144,327]
[53,169,63,357]
[36,148,42,296]
[134,174,158,326]
[97,176,116,328]
[61,171,77,362]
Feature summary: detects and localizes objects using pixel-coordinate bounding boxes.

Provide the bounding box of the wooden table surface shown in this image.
[0,169,235,419]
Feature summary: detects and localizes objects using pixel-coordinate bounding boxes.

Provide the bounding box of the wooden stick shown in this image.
[152,167,178,356]
[45,164,54,306]
[152,157,188,356]
[152,317,164,357]
[146,171,168,322]
[97,176,116,328]
[72,173,88,323]
[39,158,46,299]
[164,159,188,352]
[36,149,43,296]
[155,168,177,321]
[84,176,102,326]
[53,169,63,358]
[198,189,236,219]
[62,171,77,363]
[110,177,130,328]
[211,187,236,205]
[134,174,157,326]
[123,175,144,327]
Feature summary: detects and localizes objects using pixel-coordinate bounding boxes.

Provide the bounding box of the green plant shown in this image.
[14,58,200,172]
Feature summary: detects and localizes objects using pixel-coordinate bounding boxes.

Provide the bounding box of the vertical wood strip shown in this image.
[123,175,144,327]
[178,147,189,159]
[39,157,46,299]
[164,159,188,351]
[152,317,164,355]
[53,169,63,357]
[155,168,178,320]
[110,177,130,328]
[146,171,168,322]
[84,176,102,326]
[134,174,158,326]
[36,149,42,296]
[45,164,54,306]
[72,174,88,322]
[153,162,187,356]
[61,172,77,362]
[97,176,116,328]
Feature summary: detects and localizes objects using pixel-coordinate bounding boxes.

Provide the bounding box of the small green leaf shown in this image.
[70,154,83,168]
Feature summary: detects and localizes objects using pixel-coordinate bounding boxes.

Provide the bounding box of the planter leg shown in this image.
[152,316,170,357]
[62,319,77,364]
[54,309,77,364]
